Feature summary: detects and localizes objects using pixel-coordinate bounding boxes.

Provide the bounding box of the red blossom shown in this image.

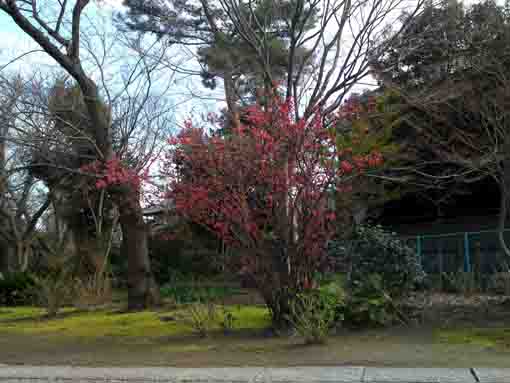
[84,156,148,193]
[340,160,354,174]
[162,94,381,288]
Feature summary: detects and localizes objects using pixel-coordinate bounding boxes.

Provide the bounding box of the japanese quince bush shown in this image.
[163,95,383,326]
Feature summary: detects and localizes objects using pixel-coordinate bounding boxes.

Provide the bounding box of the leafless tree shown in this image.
[0,0,173,308]
[215,0,424,120]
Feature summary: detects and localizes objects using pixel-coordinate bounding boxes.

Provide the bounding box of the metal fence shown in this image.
[402,229,510,275]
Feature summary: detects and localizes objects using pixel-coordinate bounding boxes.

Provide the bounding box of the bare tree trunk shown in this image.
[118,196,160,310]
[224,74,240,128]
[0,240,12,275]
[15,241,29,272]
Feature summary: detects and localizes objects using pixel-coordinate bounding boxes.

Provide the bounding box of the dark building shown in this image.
[377,178,507,274]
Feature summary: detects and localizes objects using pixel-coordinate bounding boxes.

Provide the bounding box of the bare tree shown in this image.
[215,0,424,120]
[0,0,168,308]
[0,73,56,273]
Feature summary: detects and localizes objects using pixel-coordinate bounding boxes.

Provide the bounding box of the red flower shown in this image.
[340,160,354,173]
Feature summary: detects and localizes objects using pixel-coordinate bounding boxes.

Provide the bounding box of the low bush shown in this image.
[74,273,113,310]
[329,225,425,297]
[287,286,343,344]
[32,270,75,317]
[440,272,479,295]
[0,271,36,306]
[341,274,405,328]
[180,302,219,337]
[160,283,241,304]
[219,306,237,334]
[487,272,510,295]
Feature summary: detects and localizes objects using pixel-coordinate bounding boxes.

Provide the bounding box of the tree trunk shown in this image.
[0,239,13,275]
[80,80,159,310]
[223,74,240,129]
[118,197,160,310]
[15,241,30,272]
[257,245,296,331]
[264,286,294,332]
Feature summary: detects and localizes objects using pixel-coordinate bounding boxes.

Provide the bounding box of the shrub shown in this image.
[160,283,240,304]
[0,272,36,306]
[329,225,424,297]
[440,272,479,295]
[32,271,75,317]
[342,274,405,328]
[287,288,341,344]
[488,272,510,295]
[74,273,113,310]
[180,302,219,337]
[219,306,237,334]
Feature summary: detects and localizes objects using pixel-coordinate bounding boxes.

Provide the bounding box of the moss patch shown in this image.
[0,305,270,341]
[232,306,270,329]
[0,307,46,321]
[437,328,510,350]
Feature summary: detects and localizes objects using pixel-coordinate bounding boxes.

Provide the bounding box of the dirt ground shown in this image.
[1,327,509,367]
[1,293,510,367]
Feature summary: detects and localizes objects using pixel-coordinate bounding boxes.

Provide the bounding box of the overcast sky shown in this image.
[0,0,487,127]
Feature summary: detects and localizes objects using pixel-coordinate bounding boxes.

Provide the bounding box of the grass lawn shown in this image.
[0,305,270,339]
[1,304,510,367]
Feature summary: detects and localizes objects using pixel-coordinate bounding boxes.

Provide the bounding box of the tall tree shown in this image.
[0,0,161,309]
[373,0,510,260]
[207,0,424,121]
[120,0,317,126]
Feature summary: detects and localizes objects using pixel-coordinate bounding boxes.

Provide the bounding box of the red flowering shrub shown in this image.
[164,95,377,327]
[80,156,149,191]
[78,155,159,215]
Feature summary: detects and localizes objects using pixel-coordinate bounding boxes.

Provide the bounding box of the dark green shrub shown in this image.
[329,225,424,297]
[0,272,36,306]
[488,272,510,295]
[160,283,241,304]
[149,222,223,285]
[341,274,404,328]
[439,272,480,294]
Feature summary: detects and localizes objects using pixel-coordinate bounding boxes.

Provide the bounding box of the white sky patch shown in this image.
[0,30,59,73]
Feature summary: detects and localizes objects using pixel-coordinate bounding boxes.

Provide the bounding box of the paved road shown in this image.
[0,366,509,382]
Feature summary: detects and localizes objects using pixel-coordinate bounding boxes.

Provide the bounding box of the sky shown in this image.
[0,0,485,126]
[0,0,222,129]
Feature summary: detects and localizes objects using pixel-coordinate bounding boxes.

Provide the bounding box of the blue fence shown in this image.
[402,229,510,275]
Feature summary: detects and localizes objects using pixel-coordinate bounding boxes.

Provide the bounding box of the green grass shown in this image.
[0,307,46,321]
[437,327,510,349]
[0,305,270,340]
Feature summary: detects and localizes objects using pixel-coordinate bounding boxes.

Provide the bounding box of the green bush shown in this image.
[287,287,343,344]
[342,274,404,328]
[180,302,219,338]
[160,283,241,304]
[219,306,237,334]
[32,272,75,317]
[440,272,479,294]
[329,225,424,297]
[149,222,223,284]
[488,272,510,295]
[0,272,36,306]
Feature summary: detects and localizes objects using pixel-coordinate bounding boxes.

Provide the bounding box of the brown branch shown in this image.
[31,0,69,46]
[22,192,52,241]
[70,0,90,61]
